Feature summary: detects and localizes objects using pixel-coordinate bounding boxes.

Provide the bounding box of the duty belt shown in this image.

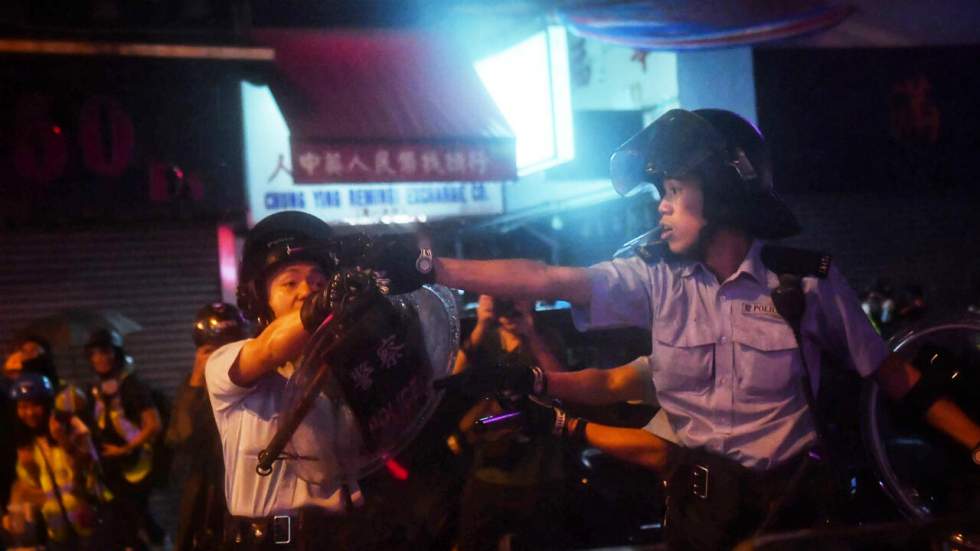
[680,450,810,500]
[224,507,347,548]
[225,514,293,546]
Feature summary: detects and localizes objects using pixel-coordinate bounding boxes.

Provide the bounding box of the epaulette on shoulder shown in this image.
[760,245,832,279]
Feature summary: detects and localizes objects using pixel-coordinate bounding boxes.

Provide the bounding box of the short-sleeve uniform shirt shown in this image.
[206,340,362,517]
[573,240,888,470]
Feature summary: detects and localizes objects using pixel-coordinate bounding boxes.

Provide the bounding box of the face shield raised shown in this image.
[610,109,728,198]
[610,108,801,244]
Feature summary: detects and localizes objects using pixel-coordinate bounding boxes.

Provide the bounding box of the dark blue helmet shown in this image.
[85,328,124,352]
[9,372,54,402]
[237,211,337,327]
[193,302,248,347]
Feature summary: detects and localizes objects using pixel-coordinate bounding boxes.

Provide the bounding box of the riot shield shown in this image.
[275,284,459,484]
[862,318,980,520]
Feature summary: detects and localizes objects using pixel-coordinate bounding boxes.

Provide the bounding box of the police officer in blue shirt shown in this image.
[376,108,980,549]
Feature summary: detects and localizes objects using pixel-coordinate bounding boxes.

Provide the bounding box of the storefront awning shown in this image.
[253,29,517,184]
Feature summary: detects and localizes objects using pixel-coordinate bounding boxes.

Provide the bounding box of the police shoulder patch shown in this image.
[760,245,832,279]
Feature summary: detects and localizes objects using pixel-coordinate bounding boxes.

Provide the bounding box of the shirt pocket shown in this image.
[731,316,800,399]
[652,322,715,394]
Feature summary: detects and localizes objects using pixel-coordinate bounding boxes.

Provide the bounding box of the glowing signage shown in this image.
[241,81,504,226]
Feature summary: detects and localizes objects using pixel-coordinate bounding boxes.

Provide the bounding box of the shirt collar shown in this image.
[672,239,768,283]
[671,256,700,278]
[734,239,768,285]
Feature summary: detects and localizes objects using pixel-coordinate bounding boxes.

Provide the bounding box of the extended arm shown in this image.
[505,356,668,472]
[547,363,652,405]
[547,361,667,471]
[818,266,980,457]
[522,400,671,473]
[435,258,593,306]
[574,419,672,473]
[875,352,980,451]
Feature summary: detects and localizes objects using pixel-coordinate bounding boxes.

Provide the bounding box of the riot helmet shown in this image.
[237,211,337,327]
[610,108,800,240]
[84,328,127,377]
[9,372,54,402]
[193,302,248,347]
[84,328,125,356]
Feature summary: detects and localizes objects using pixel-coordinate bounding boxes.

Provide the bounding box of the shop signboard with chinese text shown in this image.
[290,141,514,183]
[242,82,503,225]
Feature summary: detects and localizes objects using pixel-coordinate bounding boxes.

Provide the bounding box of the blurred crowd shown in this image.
[859,277,928,340]
[0,303,245,551]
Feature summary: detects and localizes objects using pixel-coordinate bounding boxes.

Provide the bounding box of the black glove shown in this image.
[300,268,380,332]
[300,284,336,333]
[522,399,590,445]
[496,364,548,402]
[521,397,563,436]
[465,395,590,445]
[433,369,495,398]
[359,236,435,295]
[433,364,545,398]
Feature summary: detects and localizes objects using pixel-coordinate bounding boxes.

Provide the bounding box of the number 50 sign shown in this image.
[13,94,135,184]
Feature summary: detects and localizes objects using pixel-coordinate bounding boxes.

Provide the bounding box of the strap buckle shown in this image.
[692,464,709,499]
[272,515,291,545]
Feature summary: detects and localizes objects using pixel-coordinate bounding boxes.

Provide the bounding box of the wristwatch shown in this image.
[416,248,434,274]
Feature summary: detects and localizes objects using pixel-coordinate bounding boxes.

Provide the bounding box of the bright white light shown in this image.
[476,26,574,175]
[380,214,418,225]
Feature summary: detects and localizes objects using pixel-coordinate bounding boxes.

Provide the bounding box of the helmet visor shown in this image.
[609,109,726,196]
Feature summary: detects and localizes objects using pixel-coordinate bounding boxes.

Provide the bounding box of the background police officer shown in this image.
[167,302,248,550]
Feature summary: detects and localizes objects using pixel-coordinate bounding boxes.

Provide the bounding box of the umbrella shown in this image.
[18,308,143,349]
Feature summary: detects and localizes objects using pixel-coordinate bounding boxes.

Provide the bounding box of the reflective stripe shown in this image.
[24,438,100,542]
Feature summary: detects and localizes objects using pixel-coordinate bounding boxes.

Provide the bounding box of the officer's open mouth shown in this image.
[660,225,673,240]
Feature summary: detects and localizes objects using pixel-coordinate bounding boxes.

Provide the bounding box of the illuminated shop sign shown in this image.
[290,142,513,183]
[241,82,504,225]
